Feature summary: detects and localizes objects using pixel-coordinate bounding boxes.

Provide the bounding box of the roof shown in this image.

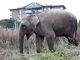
[9,2,43,11]
[9,2,66,11]
[43,5,66,9]
[25,2,43,9]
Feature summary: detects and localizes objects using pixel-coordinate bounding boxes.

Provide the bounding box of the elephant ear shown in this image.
[30,14,40,28]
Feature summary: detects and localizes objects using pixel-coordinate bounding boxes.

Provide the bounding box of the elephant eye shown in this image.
[21,25,26,29]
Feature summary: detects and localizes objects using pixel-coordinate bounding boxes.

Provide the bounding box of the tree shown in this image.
[0,18,20,29]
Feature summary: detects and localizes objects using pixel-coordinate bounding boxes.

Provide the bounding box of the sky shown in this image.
[0,0,80,21]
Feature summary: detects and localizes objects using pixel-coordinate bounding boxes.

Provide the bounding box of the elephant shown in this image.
[19,9,78,54]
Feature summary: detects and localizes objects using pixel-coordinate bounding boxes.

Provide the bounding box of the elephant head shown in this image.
[19,14,39,53]
[20,14,39,34]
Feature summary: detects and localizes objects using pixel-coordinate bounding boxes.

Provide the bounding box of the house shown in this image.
[9,2,66,21]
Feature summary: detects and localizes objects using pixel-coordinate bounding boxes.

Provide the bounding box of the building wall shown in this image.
[10,10,20,21]
[19,9,26,21]
[10,9,26,21]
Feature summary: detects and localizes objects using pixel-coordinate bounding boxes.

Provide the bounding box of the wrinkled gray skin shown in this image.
[19,9,78,54]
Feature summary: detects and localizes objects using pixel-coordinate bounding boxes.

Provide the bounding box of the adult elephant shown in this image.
[19,9,78,54]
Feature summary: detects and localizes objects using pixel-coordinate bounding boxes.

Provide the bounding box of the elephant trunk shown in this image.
[19,29,25,54]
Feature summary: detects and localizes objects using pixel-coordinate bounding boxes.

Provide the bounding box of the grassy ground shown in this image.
[0,38,80,60]
[0,47,80,60]
[0,28,80,60]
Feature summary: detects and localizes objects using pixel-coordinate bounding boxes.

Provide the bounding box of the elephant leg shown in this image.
[36,35,44,53]
[19,30,26,54]
[40,23,56,51]
[46,31,56,51]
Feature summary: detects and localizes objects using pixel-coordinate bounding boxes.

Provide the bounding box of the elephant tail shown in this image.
[74,25,78,41]
[74,31,77,39]
[75,20,78,40]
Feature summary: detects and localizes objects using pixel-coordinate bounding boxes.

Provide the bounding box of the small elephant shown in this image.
[19,9,78,54]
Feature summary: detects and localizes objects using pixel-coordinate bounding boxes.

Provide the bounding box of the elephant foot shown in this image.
[20,50,23,54]
[37,50,41,53]
[50,50,55,52]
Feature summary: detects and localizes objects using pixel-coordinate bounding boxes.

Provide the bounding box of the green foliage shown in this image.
[37,51,68,60]
[0,18,20,28]
[12,50,80,60]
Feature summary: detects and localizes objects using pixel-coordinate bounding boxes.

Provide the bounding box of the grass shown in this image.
[0,28,80,60]
[9,49,80,60]
[0,47,77,60]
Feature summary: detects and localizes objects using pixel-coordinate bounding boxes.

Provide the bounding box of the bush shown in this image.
[0,18,20,29]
